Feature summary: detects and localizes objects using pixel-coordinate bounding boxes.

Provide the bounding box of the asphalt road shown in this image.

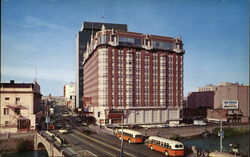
[51,106,164,157]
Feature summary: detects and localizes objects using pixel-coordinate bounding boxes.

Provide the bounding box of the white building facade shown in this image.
[64,82,76,110]
[0,80,42,133]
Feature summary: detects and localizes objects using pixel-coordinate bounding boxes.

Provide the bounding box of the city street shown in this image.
[50,106,164,157]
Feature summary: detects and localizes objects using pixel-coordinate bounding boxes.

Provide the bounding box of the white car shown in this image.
[59,129,68,134]
[193,120,207,126]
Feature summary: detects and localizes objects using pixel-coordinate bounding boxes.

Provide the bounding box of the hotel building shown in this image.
[83,26,185,126]
[0,80,42,133]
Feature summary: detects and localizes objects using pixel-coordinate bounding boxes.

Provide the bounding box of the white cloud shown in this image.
[1,66,74,82]
[20,15,68,31]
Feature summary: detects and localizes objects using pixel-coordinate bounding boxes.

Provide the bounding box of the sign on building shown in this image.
[223,100,238,109]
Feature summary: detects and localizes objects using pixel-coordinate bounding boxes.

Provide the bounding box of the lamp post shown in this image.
[211,109,223,152]
[120,110,138,157]
[120,115,124,157]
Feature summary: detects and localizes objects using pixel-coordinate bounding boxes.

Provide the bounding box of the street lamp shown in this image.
[120,114,124,157]
[120,110,138,157]
[211,109,224,152]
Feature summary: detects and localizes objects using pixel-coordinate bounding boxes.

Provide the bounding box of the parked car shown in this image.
[66,124,72,130]
[193,120,207,126]
[159,124,170,128]
[106,124,119,129]
[81,121,88,126]
[129,124,143,129]
[82,128,95,135]
[55,123,62,128]
[76,117,83,123]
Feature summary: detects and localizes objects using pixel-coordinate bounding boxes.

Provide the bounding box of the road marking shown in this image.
[78,150,97,157]
[70,133,116,157]
[73,130,136,157]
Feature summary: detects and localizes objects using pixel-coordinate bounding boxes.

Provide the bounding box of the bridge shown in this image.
[34,131,80,157]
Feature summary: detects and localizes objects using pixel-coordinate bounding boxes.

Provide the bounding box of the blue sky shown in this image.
[1,0,249,96]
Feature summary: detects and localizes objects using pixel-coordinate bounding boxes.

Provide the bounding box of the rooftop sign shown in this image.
[223,100,238,109]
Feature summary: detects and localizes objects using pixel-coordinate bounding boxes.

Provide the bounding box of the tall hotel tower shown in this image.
[83,25,185,126]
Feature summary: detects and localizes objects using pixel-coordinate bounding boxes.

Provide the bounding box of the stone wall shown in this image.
[0,132,35,154]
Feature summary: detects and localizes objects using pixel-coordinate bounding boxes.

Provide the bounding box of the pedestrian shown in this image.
[230,142,239,155]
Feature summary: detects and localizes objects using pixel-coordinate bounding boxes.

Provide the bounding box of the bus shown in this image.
[115,129,143,143]
[147,136,184,156]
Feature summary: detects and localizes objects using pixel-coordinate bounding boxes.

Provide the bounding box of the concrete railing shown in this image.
[34,132,64,157]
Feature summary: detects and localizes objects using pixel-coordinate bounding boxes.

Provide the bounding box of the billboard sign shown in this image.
[223,100,238,109]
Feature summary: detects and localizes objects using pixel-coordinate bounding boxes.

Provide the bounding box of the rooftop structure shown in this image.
[76,22,128,109]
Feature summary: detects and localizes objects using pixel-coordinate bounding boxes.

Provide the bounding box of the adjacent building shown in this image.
[187,82,249,123]
[0,80,42,133]
[76,22,128,109]
[63,82,76,110]
[82,25,185,126]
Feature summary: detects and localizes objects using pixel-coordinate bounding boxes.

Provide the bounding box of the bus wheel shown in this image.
[128,139,131,143]
[164,151,169,156]
[150,146,154,150]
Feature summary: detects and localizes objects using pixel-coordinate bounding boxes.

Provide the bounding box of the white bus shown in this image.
[147,136,184,156]
[115,129,143,143]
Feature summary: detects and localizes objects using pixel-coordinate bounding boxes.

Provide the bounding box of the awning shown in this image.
[7,105,28,110]
[18,115,30,120]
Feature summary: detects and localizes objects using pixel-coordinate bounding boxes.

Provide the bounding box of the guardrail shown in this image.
[39,131,79,157]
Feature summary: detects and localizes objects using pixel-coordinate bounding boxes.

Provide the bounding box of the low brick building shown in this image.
[186,82,249,123]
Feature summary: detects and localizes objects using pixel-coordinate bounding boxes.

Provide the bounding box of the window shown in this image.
[135,135,142,138]
[16,97,20,104]
[4,108,9,115]
[111,35,115,42]
[98,35,109,44]
[98,112,101,118]
[14,108,20,115]
[5,97,10,100]
[5,121,10,126]
[152,40,173,50]
[119,36,142,47]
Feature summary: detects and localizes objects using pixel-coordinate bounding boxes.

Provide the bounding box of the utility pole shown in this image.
[120,115,124,157]
[212,109,224,152]
[219,118,223,152]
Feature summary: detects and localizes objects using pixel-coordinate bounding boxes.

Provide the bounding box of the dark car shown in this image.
[55,123,62,128]
[81,121,89,126]
[82,128,94,135]
[76,117,83,123]
[129,124,143,129]
[106,124,120,129]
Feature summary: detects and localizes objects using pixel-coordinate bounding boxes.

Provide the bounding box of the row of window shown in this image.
[3,108,20,115]
[4,97,20,101]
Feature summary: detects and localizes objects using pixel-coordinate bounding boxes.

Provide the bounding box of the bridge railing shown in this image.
[37,131,78,157]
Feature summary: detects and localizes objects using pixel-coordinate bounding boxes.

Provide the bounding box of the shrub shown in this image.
[170,134,181,140]
[212,127,249,137]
